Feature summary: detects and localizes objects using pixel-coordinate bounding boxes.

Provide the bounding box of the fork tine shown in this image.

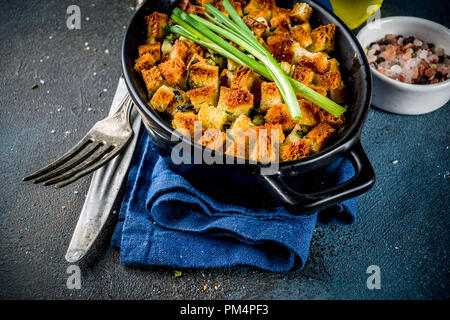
[23,136,93,181]
[43,144,119,187]
[32,142,104,184]
[54,145,126,188]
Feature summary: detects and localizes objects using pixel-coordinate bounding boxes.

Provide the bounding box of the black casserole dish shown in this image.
[122,0,375,215]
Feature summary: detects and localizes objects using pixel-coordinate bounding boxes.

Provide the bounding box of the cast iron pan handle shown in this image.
[261,141,375,215]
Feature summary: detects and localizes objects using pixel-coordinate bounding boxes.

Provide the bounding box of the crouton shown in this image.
[298,21,312,33]
[220,69,234,87]
[229,115,254,138]
[280,139,310,161]
[267,33,294,63]
[318,110,345,129]
[244,0,275,13]
[231,66,259,92]
[272,6,291,17]
[158,58,186,88]
[308,24,336,53]
[289,2,313,24]
[172,112,200,138]
[304,122,336,154]
[169,40,190,63]
[195,0,217,6]
[145,12,168,42]
[243,16,267,37]
[296,51,330,74]
[329,82,346,104]
[186,3,207,15]
[187,84,219,111]
[291,25,313,48]
[188,62,219,89]
[328,58,340,72]
[297,99,320,127]
[198,128,226,152]
[150,85,176,113]
[291,63,315,85]
[198,104,229,130]
[270,13,290,30]
[134,43,161,74]
[141,66,165,97]
[314,71,342,90]
[260,82,283,114]
[217,87,254,120]
[248,124,285,162]
[264,104,298,131]
[247,8,272,22]
[167,88,190,116]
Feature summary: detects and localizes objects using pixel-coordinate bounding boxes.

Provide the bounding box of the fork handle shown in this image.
[110,93,133,124]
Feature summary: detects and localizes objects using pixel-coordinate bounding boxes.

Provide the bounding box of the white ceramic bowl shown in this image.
[357,16,450,115]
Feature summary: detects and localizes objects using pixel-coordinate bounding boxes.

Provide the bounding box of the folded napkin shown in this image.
[111,130,357,272]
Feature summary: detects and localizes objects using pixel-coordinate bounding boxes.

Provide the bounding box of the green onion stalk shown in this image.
[170,0,347,118]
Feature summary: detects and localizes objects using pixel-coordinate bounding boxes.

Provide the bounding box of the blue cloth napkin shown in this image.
[111,130,357,272]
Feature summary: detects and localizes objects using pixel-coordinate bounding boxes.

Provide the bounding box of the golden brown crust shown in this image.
[264,104,298,131]
[291,25,313,48]
[314,71,342,90]
[188,62,219,89]
[141,66,165,97]
[150,85,176,113]
[291,63,315,85]
[158,58,186,88]
[318,110,345,129]
[197,128,226,151]
[289,2,313,23]
[260,81,282,113]
[169,40,190,64]
[187,85,219,111]
[270,13,290,30]
[134,43,161,74]
[172,112,200,138]
[145,12,168,42]
[243,16,267,37]
[267,33,294,63]
[308,24,336,53]
[304,122,336,153]
[297,99,320,127]
[280,139,310,161]
[223,89,254,117]
[297,53,330,74]
[231,66,258,92]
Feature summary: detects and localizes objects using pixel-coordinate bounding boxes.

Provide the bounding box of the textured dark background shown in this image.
[0,0,449,299]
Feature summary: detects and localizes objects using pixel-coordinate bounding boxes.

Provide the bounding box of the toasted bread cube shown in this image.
[198,128,226,152]
[318,110,345,129]
[231,66,259,92]
[248,124,285,162]
[248,8,272,22]
[150,85,176,113]
[328,58,340,73]
[145,12,168,42]
[198,105,229,130]
[195,0,217,6]
[314,71,342,90]
[265,104,298,131]
[134,43,161,74]
[141,67,165,97]
[188,62,219,89]
[280,140,310,161]
[296,99,320,127]
[169,40,190,63]
[329,82,346,104]
[166,88,190,115]
[298,21,311,33]
[291,63,315,85]
[218,88,254,120]
[229,115,254,138]
[270,13,290,30]
[158,58,186,88]
[243,16,267,37]
[220,69,234,87]
[260,82,283,114]
[172,111,200,138]
[304,122,336,154]
[289,3,313,23]
[187,85,219,111]
[272,6,291,17]
[308,24,336,53]
[291,25,313,48]
[297,52,330,74]
[267,33,294,63]
[186,3,206,15]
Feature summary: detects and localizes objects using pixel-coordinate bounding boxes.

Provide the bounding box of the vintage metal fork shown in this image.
[23,93,134,188]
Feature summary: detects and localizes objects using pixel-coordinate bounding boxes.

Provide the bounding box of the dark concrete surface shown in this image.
[0,0,449,300]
